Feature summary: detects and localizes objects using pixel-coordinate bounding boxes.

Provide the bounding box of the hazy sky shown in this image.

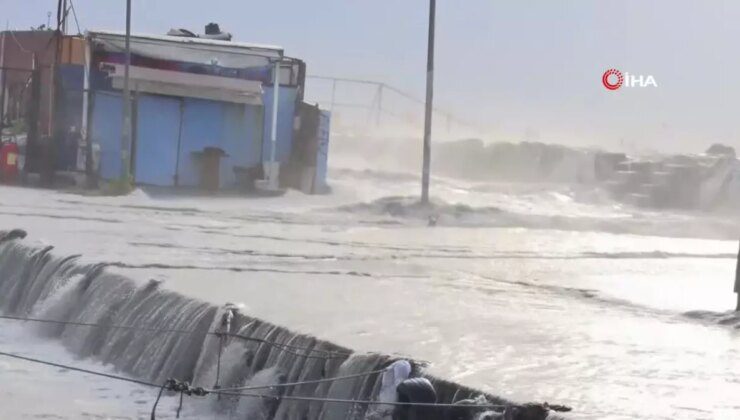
[4,1,740,153]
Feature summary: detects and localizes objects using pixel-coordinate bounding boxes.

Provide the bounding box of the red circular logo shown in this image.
[602,69,623,90]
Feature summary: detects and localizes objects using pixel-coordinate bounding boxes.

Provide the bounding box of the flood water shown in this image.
[0,164,739,419]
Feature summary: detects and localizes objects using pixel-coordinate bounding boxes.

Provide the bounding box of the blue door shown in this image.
[134,95,181,186]
[92,92,263,188]
[176,98,224,187]
[177,99,263,188]
[221,103,262,187]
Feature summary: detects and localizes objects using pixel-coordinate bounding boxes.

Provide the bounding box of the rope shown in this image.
[218,367,389,392]
[210,388,512,409]
[0,350,158,388]
[0,352,200,420]
[0,314,352,359]
[214,387,572,412]
[150,379,171,420]
[176,389,184,418]
[0,350,571,413]
[214,330,224,399]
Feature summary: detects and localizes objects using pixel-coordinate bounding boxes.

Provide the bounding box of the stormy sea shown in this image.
[0,140,739,419]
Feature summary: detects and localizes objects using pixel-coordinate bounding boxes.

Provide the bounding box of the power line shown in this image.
[6,27,66,64]
[307,75,380,86]
[57,0,73,34]
[307,75,483,131]
[7,29,34,55]
[68,0,82,35]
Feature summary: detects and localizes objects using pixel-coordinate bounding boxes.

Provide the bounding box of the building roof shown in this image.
[87,30,283,65]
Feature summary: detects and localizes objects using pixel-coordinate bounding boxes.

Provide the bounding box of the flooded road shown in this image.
[0,167,738,419]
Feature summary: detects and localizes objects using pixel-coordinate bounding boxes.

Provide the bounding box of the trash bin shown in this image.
[192,147,227,192]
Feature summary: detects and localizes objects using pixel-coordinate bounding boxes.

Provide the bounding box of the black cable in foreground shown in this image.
[0,349,571,416]
[150,379,172,420]
[0,351,205,420]
[0,350,158,388]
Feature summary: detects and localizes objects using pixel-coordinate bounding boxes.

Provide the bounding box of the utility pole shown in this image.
[61,0,68,35]
[0,26,6,128]
[734,239,739,311]
[420,0,436,205]
[120,0,132,186]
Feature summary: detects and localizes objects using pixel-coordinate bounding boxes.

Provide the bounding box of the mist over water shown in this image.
[0,136,739,419]
[328,135,740,239]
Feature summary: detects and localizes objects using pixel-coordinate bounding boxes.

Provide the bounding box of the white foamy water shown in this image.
[0,164,738,419]
[0,322,193,419]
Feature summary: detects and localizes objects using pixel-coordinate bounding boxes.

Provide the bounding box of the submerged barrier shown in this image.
[0,229,567,419]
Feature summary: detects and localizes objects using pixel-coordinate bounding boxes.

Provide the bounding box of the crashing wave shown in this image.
[0,229,564,420]
[335,196,501,220]
[332,195,740,240]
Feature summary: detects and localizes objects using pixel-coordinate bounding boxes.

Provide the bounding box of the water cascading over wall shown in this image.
[0,231,515,420]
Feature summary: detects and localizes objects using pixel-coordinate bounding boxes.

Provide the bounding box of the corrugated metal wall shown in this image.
[90,90,285,189]
[134,95,181,186]
[175,97,263,188]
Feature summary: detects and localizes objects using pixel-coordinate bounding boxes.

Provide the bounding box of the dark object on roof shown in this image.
[205,23,221,35]
[167,25,232,41]
[203,23,232,41]
[706,143,736,158]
